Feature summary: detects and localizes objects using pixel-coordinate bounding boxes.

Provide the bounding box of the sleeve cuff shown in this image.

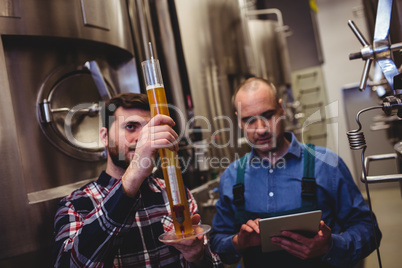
[102,181,140,227]
[217,235,242,264]
[321,234,346,265]
[189,244,214,267]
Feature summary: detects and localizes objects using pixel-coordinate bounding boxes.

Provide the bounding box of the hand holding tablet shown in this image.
[259,210,322,252]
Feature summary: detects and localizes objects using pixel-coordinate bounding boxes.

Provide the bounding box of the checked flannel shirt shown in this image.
[53,171,222,268]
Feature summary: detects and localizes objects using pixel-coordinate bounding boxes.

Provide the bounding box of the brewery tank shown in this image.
[0,1,139,266]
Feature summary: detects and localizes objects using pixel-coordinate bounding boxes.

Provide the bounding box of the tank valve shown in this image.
[382,95,402,118]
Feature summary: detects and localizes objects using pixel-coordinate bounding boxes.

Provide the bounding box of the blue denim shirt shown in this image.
[210,132,381,267]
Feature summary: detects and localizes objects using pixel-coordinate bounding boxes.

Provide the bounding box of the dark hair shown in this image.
[102,93,150,130]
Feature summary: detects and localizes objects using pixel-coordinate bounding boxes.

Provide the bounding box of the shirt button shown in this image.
[269,169,273,173]
[269,192,274,197]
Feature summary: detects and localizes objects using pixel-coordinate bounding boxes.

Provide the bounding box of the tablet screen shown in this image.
[259,210,322,252]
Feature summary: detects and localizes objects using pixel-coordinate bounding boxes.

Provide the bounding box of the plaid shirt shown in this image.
[53,171,222,268]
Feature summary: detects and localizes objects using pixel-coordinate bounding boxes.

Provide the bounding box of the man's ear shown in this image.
[278,99,286,116]
[235,111,243,129]
[100,127,108,147]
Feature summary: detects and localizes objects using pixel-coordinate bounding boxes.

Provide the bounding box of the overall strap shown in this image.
[232,154,249,227]
[301,143,317,209]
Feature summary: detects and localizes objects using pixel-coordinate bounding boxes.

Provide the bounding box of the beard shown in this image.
[108,144,131,170]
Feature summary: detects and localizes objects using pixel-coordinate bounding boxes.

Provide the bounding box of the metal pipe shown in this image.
[246,8,284,27]
[348,20,370,46]
[362,153,402,183]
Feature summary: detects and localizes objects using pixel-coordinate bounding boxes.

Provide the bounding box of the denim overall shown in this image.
[232,144,332,267]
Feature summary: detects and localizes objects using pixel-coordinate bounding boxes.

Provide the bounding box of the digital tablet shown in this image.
[259,210,322,252]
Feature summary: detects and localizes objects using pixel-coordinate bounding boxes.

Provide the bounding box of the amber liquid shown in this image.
[147,86,193,235]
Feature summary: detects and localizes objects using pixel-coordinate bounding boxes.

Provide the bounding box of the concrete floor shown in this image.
[361,182,402,268]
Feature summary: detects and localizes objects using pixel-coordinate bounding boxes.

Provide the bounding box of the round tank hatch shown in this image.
[37,64,114,161]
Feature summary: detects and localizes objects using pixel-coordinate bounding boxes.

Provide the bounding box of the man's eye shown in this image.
[246,117,257,124]
[261,112,274,120]
[242,117,259,127]
[125,124,138,131]
[261,115,273,120]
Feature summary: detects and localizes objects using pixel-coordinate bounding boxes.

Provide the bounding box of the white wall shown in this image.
[315,0,371,178]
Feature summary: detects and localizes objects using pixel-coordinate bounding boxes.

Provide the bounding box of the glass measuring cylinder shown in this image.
[141,58,193,235]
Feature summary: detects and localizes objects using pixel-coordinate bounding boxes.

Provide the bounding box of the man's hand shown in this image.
[163,214,205,263]
[271,220,332,259]
[132,114,178,170]
[122,114,178,197]
[232,218,261,250]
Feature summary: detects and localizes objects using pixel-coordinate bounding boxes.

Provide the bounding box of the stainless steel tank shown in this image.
[0,1,139,266]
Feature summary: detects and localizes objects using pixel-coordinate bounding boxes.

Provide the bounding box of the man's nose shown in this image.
[256,117,268,128]
[255,117,269,133]
[125,131,140,144]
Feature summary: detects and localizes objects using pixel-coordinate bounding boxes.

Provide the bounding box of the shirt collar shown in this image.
[97,170,118,187]
[249,132,303,162]
[284,132,303,158]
